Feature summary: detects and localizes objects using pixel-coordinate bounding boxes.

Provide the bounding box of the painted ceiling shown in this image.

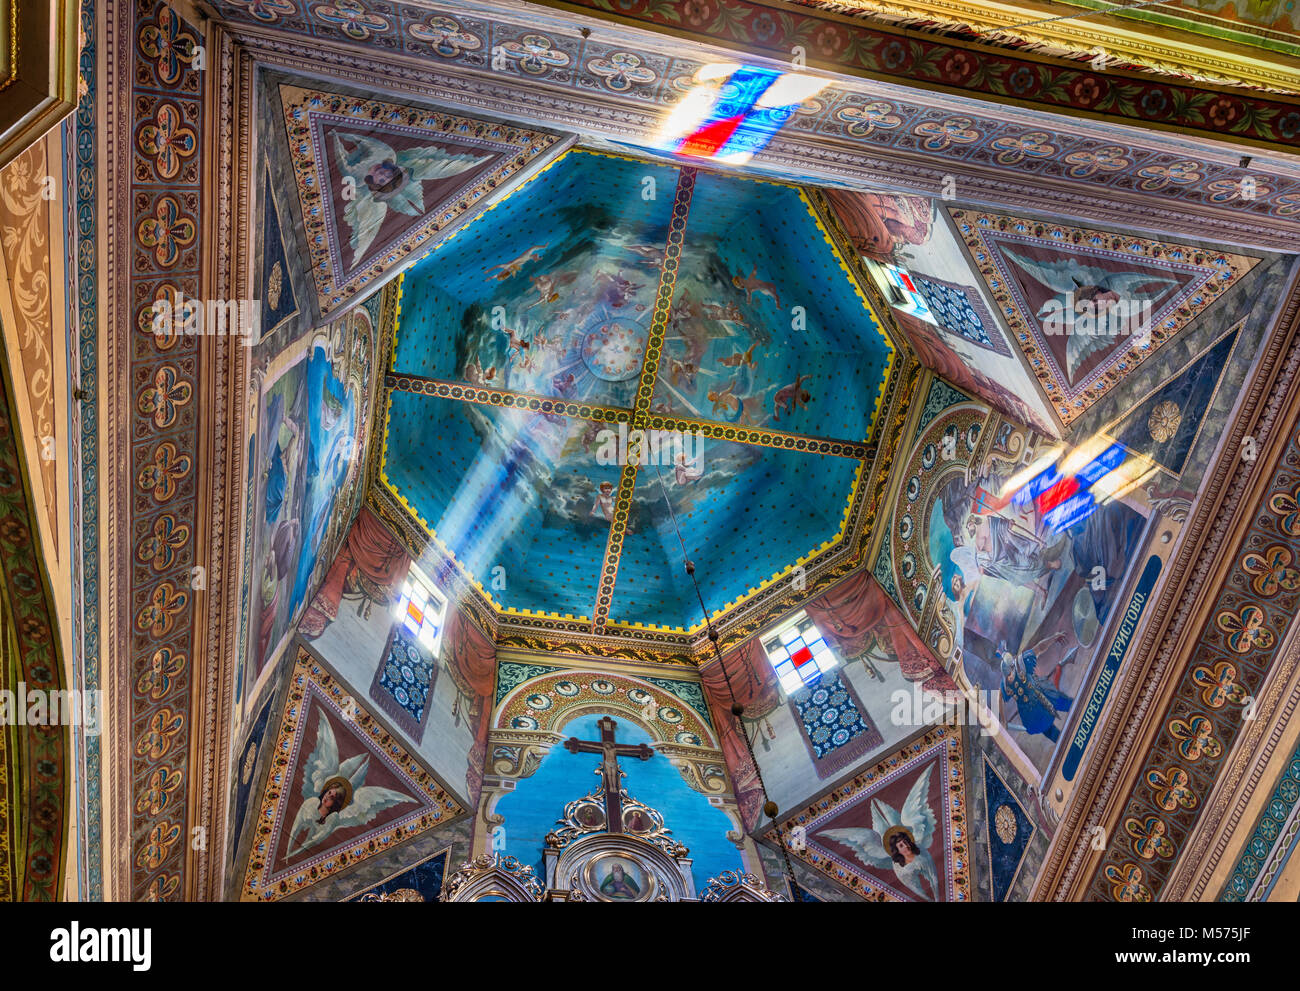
[380,148,895,632]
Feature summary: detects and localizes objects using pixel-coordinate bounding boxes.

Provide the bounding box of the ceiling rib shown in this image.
[591,166,696,633]
[384,372,874,459]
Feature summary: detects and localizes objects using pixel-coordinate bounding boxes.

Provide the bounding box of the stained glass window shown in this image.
[870,261,936,325]
[763,612,837,695]
[392,566,447,654]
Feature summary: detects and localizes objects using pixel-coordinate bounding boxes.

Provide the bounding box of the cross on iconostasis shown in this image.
[563,716,652,833]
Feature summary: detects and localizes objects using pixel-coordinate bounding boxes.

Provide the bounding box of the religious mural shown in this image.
[240,648,464,901]
[277,84,563,315]
[773,726,969,901]
[299,506,496,807]
[874,376,1151,776]
[826,189,1061,437]
[950,207,1259,429]
[383,149,897,632]
[247,308,372,689]
[485,664,753,887]
[700,567,958,830]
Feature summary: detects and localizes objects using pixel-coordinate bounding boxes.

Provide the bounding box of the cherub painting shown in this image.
[820,763,941,900]
[331,131,489,269]
[287,710,417,858]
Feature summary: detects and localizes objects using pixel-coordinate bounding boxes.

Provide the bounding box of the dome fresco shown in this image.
[383,149,894,630]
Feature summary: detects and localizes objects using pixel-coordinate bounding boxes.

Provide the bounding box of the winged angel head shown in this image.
[287,710,416,858]
[332,132,488,263]
[819,764,942,901]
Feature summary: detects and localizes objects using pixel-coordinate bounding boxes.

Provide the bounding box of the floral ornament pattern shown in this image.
[1216,604,1275,654]
[137,514,191,572]
[136,646,187,701]
[136,582,189,639]
[587,52,657,91]
[1242,544,1300,597]
[137,284,189,350]
[990,131,1056,166]
[224,0,296,22]
[1136,160,1203,191]
[1125,816,1175,860]
[144,874,181,902]
[135,767,183,817]
[1062,145,1132,179]
[137,195,197,268]
[1191,660,1249,709]
[1206,177,1272,203]
[407,15,482,57]
[136,103,198,181]
[138,6,199,86]
[913,116,980,152]
[1267,483,1300,535]
[1147,766,1197,812]
[135,707,185,761]
[1168,715,1222,762]
[138,441,192,502]
[135,820,183,871]
[138,366,193,429]
[498,35,570,74]
[1103,863,1151,902]
[312,1,389,41]
[835,102,903,138]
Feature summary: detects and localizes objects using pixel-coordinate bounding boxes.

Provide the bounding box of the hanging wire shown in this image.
[652,461,799,889]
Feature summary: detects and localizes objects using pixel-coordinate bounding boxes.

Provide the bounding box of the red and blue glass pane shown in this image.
[765,616,838,693]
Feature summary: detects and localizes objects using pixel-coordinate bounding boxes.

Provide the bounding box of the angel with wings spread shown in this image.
[332,132,488,264]
[820,763,941,900]
[287,711,416,857]
[1000,247,1181,384]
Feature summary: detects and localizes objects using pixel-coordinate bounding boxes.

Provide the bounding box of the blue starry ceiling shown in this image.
[381,149,895,632]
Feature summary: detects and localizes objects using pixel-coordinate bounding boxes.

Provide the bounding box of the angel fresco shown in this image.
[287,711,417,858]
[999,247,1181,384]
[820,764,941,900]
[331,132,488,266]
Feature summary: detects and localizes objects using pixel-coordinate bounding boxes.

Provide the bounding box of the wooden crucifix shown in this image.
[563,716,652,833]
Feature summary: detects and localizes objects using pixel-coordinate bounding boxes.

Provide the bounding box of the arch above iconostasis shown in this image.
[476,653,757,876]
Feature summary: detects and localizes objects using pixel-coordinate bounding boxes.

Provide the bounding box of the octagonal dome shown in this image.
[380,149,896,632]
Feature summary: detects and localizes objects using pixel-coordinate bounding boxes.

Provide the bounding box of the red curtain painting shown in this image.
[701,569,957,830]
[804,570,957,696]
[700,638,780,831]
[299,506,410,638]
[443,605,496,804]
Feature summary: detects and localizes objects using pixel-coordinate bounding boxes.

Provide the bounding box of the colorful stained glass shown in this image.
[764,613,838,694]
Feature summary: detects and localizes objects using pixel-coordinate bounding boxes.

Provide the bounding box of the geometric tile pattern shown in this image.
[1220,742,1300,902]
[370,626,438,743]
[914,274,1010,356]
[789,671,883,776]
[127,1,207,903]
